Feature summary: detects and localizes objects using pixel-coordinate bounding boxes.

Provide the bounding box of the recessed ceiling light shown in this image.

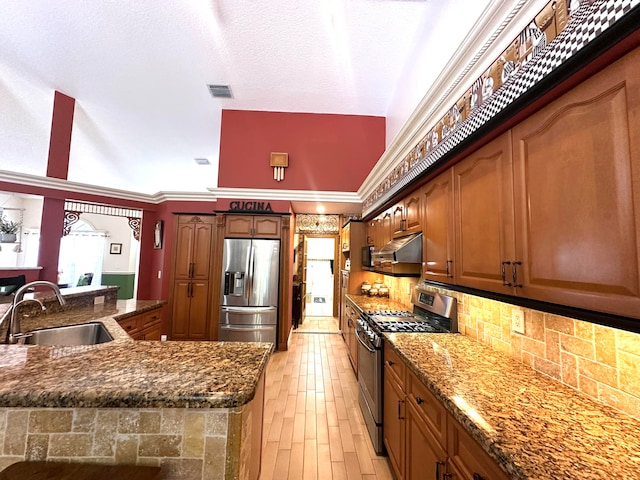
[194,158,211,165]
[207,84,233,98]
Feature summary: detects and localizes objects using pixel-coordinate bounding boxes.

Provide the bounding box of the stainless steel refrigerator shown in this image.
[219,238,280,344]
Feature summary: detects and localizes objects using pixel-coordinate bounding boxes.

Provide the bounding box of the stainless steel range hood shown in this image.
[371,233,422,276]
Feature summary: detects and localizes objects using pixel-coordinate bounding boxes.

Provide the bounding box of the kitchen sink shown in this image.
[24,322,113,346]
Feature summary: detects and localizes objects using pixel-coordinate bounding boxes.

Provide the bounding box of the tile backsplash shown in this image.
[380,276,640,420]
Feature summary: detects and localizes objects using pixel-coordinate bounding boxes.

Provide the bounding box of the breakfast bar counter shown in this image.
[0,287,271,480]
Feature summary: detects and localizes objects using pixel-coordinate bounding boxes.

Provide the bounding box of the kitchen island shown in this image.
[0,287,271,480]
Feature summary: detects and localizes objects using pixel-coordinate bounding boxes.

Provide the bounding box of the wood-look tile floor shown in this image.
[260,317,393,480]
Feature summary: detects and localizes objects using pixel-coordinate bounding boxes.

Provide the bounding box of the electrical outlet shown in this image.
[160,335,168,342]
[157,270,162,279]
[511,308,525,334]
[94,296,105,305]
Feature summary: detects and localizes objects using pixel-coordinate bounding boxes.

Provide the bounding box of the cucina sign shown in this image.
[229,201,273,213]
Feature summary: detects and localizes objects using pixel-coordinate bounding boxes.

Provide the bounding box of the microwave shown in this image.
[361,245,374,268]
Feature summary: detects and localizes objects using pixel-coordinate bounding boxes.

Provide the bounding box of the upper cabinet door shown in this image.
[403,194,422,235]
[191,222,213,279]
[453,131,516,294]
[226,215,254,237]
[512,48,640,317]
[226,215,281,238]
[392,203,405,238]
[422,171,455,283]
[174,222,195,279]
[378,211,393,249]
[253,216,281,238]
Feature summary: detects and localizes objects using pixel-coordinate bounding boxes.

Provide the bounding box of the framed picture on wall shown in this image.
[110,243,122,255]
[154,220,163,249]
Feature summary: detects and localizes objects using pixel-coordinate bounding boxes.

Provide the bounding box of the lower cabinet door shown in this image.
[447,414,510,480]
[383,369,405,480]
[171,281,191,339]
[187,281,209,340]
[171,281,209,340]
[406,401,446,480]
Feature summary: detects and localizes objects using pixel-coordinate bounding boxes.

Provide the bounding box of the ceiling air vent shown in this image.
[194,158,211,165]
[207,84,233,98]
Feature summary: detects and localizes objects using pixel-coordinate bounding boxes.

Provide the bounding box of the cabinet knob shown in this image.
[416,396,424,405]
[473,474,487,480]
[387,360,395,366]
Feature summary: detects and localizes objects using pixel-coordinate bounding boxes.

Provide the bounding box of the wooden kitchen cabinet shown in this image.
[341,222,351,251]
[366,214,389,250]
[384,363,406,480]
[117,307,163,341]
[447,414,510,480]
[169,215,214,340]
[392,194,422,238]
[171,280,210,340]
[406,400,447,480]
[392,203,405,238]
[225,215,281,238]
[453,131,516,295]
[511,47,640,317]
[384,345,509,480]
[422,171,455,283]
[343,298,359,373]
[174,216,213,280]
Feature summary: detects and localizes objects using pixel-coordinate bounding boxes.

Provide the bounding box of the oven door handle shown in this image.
[355,327,377,353]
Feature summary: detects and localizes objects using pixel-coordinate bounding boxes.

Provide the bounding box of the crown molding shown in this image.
[0,170,362,206]
[358,0,549,201]
[0,170,157,203]
[209,187,362,203]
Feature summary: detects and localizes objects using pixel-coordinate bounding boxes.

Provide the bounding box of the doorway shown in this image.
[304,237,335,317]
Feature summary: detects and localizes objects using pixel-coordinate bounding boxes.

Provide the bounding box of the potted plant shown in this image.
[0,216,20,243]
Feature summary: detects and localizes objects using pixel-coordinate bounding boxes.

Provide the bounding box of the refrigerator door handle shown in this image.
[248,245,256,301]
[221,306,276,314]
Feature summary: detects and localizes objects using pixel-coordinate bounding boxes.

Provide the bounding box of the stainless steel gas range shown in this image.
[355,284,457,454]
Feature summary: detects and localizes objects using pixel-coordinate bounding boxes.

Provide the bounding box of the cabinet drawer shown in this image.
[447,414,510,480]
[407,369,446,449]
[139,309,162,329]
[117,316,139,336]
[384,343,406,388]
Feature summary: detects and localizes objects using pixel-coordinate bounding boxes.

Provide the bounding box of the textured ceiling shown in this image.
[0,0,492,209]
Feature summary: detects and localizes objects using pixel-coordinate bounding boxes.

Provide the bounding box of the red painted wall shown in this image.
[218,110,385,192]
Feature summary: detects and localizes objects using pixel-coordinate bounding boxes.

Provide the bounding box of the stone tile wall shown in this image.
[0,407,237,479]
[385,276,640,420]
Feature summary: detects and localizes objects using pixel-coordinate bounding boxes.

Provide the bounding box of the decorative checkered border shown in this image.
[364,0,640,217]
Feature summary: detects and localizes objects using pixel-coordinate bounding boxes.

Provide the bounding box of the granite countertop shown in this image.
[346,294,409,312]
[384,333,640,480]
[0,299,272,410]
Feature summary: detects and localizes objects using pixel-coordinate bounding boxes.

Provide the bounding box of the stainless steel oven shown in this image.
[356,283,458,455]
[355,316,384,453]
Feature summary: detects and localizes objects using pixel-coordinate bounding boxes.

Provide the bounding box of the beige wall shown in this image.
[379,275,640,420]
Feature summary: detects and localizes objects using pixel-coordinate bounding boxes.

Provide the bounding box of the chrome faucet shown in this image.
[0,281,66,344]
